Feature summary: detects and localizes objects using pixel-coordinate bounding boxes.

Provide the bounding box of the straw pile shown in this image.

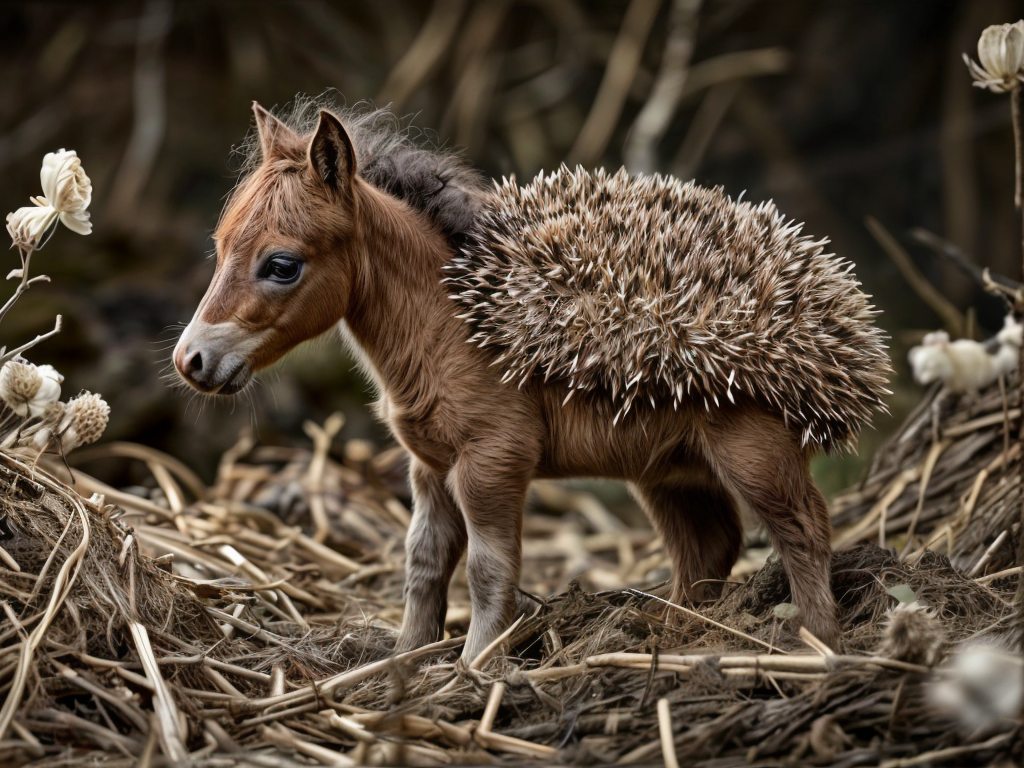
[0,410,1020,767]
[832,371,1021,580]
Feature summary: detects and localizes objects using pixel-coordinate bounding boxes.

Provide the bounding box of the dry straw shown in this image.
[0,423,1018,765]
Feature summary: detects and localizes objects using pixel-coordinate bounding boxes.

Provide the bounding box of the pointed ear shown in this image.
[308,110,356,193]
[252,101,295,160]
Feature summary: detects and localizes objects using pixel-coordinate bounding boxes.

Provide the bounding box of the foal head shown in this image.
[174,103,361,394]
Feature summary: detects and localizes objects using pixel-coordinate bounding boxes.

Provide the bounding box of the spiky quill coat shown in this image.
[445,166,891,451]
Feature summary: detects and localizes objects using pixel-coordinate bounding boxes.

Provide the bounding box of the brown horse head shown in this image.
[174,102,361,394]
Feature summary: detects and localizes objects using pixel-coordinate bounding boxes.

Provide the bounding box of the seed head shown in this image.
[57,392,110,451]
[0,360,62,418]
[930,643,1024,733]
[877,602,945,667]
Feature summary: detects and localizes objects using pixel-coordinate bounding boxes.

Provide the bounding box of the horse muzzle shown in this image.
[173,321,261,395]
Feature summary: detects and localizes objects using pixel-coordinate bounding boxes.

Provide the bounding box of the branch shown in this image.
[106,0,173,230]
[865,216,965,336]
[910,227,1022,292]
[569,0,663,165]
[0,315,63,363]
[376,0,467,112]
[623,0,703,174]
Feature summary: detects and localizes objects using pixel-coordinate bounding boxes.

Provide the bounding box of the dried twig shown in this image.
[569,0,663,165]
[627,588,789,653]
[377,0,467,111]
[865,216,965,336]
[656,698,679,768]
[475,682,558,759]
[624,0,702,173]
[130,621,187,762]
[106,0,173,229]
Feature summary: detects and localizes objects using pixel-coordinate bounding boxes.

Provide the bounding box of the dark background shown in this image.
[1,0,1020,493]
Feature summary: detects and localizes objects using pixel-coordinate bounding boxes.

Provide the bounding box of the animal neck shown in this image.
[342,182,458,399]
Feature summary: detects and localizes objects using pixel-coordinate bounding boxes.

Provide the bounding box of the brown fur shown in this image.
[174,103,844,660]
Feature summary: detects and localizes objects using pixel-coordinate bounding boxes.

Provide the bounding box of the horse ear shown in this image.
[252,102,294,160]
[308,110,356,194]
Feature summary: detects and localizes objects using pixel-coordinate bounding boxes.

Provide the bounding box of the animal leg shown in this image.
[448,441,534,663]
[630,478,742,604]
[395,458,468,653]
[703,411,840,647]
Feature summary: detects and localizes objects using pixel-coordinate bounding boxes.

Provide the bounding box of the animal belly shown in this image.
[536,390,692,481]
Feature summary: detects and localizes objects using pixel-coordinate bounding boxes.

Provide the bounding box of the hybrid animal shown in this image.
[174,102,891,660]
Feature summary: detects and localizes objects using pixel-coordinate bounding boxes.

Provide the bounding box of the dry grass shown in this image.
[0,408,1020,766]
[833,371,1021,575]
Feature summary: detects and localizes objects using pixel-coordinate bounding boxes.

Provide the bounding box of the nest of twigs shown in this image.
[0,409,1020,767]
[833,371,1021,579]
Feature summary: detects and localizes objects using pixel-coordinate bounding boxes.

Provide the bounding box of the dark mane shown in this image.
[236,95,488,244]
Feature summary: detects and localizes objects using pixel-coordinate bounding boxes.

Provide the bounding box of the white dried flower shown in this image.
[908,334,1010,394]
[39,149,92,235]
[23,401,64,452]
[996,313,1023,347]
[55,392,110,452]
[0,360,42,415]
[908,340,953,386]
[930,643,1024,733]
[921,330,950,346]
[990,314,1023,379]
[0,360,62,418]
[963,21,1024,93]
[30,365,63,418]
[6,203,58,251]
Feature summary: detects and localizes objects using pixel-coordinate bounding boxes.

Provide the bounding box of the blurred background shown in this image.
[0,0,1021,494]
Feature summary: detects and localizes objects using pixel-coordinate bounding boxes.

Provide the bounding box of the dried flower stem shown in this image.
[0,242,54,328]
[1014,82,1024,659]
[1014,85,1023,209]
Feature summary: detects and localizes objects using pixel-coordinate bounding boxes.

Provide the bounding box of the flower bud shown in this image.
[964,21,1024,93]
[39,149,92,235]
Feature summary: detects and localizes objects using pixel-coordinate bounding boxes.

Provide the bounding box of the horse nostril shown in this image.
[188,351,203,374]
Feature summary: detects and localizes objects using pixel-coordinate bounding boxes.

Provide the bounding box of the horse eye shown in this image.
[259,254,303,284]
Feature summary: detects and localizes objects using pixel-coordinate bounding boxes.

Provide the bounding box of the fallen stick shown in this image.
[232,636,464,717]
[474,682,558,759]
[586,651,930,676]
[657,698,679,768]
[130,622,187,763]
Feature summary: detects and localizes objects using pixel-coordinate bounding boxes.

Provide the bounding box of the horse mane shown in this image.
[234,95,488,245]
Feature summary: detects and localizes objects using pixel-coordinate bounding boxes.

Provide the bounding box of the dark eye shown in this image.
[258,253,303,284]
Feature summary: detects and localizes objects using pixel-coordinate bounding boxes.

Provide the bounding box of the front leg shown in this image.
[449,440,535,662]
[395,458,467,653]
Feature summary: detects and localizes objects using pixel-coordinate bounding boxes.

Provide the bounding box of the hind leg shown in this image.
[630,475,743,604]
[702,409,839,646]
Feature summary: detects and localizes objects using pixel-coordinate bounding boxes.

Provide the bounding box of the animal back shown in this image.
[445,166,891,451]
